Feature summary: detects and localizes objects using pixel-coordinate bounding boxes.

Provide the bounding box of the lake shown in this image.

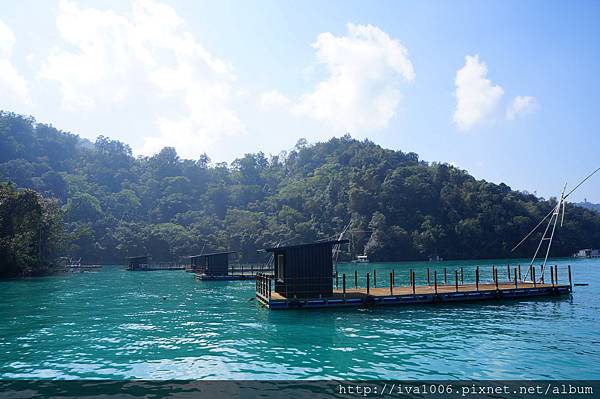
[1,258,599,379]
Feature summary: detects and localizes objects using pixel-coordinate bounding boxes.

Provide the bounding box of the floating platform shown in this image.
[126,265,185,271]
[196,274,257,281]
[66,264,101,272]
[257,282,570,310]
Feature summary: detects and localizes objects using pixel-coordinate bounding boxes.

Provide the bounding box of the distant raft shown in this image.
[191,251,272,281]
[125,256,184,271]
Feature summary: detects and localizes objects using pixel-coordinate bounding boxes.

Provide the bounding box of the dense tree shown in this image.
[1,110,599,264]
[0,183,64,276]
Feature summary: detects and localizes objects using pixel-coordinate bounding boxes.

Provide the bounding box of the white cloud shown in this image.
[0,18,30,105]
[259,90,291,109]
[292,23,415,133]
[453,55,504,130]
[506,95,537,120]
[41,0,244,158]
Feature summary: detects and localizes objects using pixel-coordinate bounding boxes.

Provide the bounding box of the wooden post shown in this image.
[390,272,393,295]
[514,269,518,289]
[492,265,495,282]
[409,268,413,287]
[555,265,559,285]
[476,266,479,291]
[518,264,522,281]
[343,273,346,296]
[551,265,555,286]
[460,267,464,284]
[568,265,572,291]
[366,273,370,295]
[455,269,458,292]
[427,268,430,286]
[532,266,536,287]
[374,269,377,287]
[434,271,438,294]
[494,268,499,290]
[268,277,272,298]
[444,267,447,285]
[336,271,339,289]
[355,270,358,288]
[412,270,416,294]
[507,265,511,282]
[392,269,395,286]
[541,266,545,284]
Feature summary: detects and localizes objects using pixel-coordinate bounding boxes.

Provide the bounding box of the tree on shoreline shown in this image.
[0,183,64,277]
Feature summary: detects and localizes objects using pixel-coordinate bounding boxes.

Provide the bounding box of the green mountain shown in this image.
[1,110,599,264]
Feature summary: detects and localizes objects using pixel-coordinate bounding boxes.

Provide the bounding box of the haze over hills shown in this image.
[577,201,600,214]
[1,110,600,264]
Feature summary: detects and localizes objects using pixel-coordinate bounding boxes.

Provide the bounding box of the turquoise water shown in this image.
[1,258,599,380]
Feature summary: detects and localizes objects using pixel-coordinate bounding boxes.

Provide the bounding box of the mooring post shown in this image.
[355,270,358,288]
[444,267,447,285]
[494,268,499,290]
[336,271,339,289]
[555,265,559,285]
[409,268,412,287]
[518,264,522,281]
[343,273,346,297]
[551,266,555,286]
[514,269,518,289]
[374,269,377,288]
[476,266,479,291]
[568,265,572,292]
[366,273,370,295]
[455,270,458,292]
[392,269,395,285]
[460,267,464,284]
[412,270,416,294]
[390,272,393,295]
[268,278,272,298]
[532,266,537,287]
[427,268,431,286]
[507,265,511,282]
[492,265,495,282]
[434,271,438,294]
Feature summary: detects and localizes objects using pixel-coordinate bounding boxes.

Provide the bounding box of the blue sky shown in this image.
[1,0,599,202]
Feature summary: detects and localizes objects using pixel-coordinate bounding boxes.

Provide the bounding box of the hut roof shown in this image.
[188,251,236,259]
[127,255,148,260]
[262,240,348,253]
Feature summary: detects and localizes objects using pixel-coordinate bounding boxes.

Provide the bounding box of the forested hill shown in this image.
[1,110,599,263]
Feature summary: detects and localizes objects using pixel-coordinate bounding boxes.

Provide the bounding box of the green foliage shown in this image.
[2,111,600,264]
[0,183,64,277]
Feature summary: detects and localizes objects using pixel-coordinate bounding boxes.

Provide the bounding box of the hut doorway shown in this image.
[276,254,285,281]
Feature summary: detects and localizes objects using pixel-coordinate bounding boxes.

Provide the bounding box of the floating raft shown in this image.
[256,265,572,310]
[196,273,257,281]
[127,265,185,271]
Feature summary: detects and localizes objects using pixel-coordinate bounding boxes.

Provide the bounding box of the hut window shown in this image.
[277,254,284,280]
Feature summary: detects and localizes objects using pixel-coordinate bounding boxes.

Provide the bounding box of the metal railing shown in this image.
[255,264,572,300]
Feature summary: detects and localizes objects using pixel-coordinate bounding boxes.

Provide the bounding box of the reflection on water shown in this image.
[0,259,599,379]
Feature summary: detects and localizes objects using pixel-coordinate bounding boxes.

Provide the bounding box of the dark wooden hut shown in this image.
[192,251,235,276]
[127,255,149,270]
[263,240,348,298]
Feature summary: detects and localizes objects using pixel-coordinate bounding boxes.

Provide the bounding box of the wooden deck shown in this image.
[258,282,571,310]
